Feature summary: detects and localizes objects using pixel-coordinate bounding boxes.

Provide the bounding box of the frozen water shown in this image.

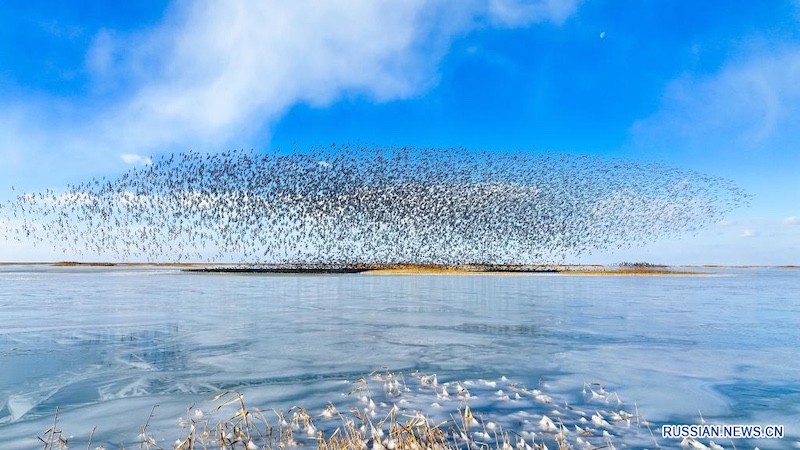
[0,266,798,449]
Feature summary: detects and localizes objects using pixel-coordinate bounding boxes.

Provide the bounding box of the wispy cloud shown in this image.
[487,0,579,27]
[784,216,800,225]
[631,47,800,156]
[0,0,578,186]
[739,229,757,238]
[120,153,152,165]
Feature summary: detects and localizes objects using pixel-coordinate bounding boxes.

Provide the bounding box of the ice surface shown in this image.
[1,266,798,449]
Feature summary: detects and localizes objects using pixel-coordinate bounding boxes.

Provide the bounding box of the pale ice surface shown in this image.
[0,266,798,449]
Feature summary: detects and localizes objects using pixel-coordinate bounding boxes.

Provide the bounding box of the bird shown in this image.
[1,145,749,265]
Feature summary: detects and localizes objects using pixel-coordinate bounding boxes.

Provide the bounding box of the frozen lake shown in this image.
[1,266,798,448]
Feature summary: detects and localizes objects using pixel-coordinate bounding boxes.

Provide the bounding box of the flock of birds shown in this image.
[0,145,750,264]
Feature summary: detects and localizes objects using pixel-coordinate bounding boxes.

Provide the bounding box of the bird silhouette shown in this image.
[0,145,750,265]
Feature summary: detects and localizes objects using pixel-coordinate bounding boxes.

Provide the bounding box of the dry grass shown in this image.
[35,370,683,450]
[36,370,757,450]
[560,268,701,275]
[363,264,475,275]
[49,261,118,267]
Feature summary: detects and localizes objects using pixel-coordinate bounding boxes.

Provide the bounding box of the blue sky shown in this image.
[1,0,798,264]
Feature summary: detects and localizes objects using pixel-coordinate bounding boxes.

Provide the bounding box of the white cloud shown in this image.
[631,48,800,155]
[487,0,579,27]
[784,216,800,225]
[104,0,459,151]
[85,29,116,77]
[739,229,757,238]
[120,153,152,165]
[0,0,578,187]
[108,0,575,150]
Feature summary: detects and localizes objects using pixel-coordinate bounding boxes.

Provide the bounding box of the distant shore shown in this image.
[2,261,795,274]
[182,263,564,274]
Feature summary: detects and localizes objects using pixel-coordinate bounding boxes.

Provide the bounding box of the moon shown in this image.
[599,31,606,39]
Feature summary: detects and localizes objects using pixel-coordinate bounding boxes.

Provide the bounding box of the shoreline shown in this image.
[181,263,563,274]
[3,261,796,274]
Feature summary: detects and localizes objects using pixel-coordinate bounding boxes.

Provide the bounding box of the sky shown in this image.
[0,0,798,265]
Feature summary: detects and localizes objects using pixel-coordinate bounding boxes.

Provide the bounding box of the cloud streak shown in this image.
[739,229,757,238]
[120,153,152,165]
[631,48,800,157]
[488,0,579,27]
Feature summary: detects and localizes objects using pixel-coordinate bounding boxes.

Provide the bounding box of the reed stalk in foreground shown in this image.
[36,370,747,450]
